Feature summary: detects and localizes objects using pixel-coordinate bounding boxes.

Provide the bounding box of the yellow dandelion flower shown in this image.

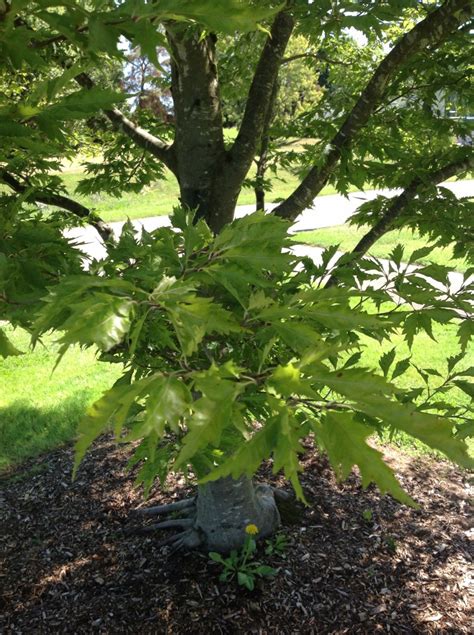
[245,523,258,535]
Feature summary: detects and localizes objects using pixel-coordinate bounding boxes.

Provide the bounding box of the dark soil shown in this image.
[0,437,472,634]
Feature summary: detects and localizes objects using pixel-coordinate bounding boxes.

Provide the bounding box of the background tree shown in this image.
[0,0,473,552]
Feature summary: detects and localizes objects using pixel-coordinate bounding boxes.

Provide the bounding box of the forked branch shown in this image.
[273,0,473,221]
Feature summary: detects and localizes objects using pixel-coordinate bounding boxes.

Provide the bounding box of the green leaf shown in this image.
[391,357,411,380]
[40,87,127,121]
[268,363,317,398]
[253,565,277,577]
[209,552,225,564]
[302,304,385,331]
[409,245,433,264]
[353,394,474,470]
[58,294,133,352]
[271,409,307,502]
[389,244,404,265]
[379,348,396,377]
[271,322,321,354]
[88,15,120,56]
[237,572,255,590]
[447,352,464,373]
[458,320,473,353]
[173,368,244,471]
[165,295,241,357]
[129,437,171,498]
[73,373,157,476]
[453,380,474,399]
[200,416,279,483]
[0,328,23,358]
[315,413,417,506]
[127,376,191,440]
[314,367,395,399]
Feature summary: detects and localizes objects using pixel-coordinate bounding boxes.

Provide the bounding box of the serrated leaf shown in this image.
[353,394,473,470]
[129,436,171,498]
[200,416,279,483]
[447,352,464,373]
[164,292,241,357]
[173,369,244,470]
[314,412,417,506]
[342,351,362,369]
[389,244,404,265]
[453,380,474,399]
[73,373,156,477]
[268,363,316,398]
[457,320,473,352]
[88,15,120,56]
[271,409,306,502]
[124,375,191,442]
[408,245,433,264]
[379,348,396,377]
[58,294,133,352]
[314,367,395,399]
[391,357,411,380]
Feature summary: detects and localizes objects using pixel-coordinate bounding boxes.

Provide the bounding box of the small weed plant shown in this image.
[209,524,279,590]
[264,532,289,557]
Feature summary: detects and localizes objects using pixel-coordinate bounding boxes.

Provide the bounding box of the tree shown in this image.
[1,0,473,553]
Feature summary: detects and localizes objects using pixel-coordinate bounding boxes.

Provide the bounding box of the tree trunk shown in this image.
[151,21,290,549]
[195,476,280,552]
[166,27,232,232]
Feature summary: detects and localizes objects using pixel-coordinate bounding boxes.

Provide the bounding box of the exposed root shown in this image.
[127,482,291,553]
[134,497,196,517]
[125,517,195,536]
[157,528,202,552]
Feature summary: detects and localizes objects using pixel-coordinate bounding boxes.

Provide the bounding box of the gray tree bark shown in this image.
[196,477,280,552]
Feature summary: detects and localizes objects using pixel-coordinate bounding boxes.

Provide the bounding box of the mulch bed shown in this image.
[0,437,472,634]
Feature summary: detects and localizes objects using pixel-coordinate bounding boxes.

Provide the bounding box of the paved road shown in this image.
[66,181,473,273]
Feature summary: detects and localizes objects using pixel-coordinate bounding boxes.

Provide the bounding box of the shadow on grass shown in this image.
[0,392,93,472]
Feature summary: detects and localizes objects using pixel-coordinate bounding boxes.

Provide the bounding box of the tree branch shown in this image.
[325,154,474,287]
[282,52,350,67]
[75,73,178,175]
[273,0,473,221]
[255,78,280,211]
[226,10,294,181]
[0,170,112,241]
[350,155,473,257]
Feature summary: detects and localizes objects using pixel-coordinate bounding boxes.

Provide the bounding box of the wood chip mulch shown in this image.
[0,437,472,634]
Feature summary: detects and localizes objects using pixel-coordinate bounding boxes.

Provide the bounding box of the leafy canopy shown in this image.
[31,211,474,503]
[0,0,473,506]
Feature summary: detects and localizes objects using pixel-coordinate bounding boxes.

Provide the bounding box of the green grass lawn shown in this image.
[358,323,471,453]
[57,166,353,223]
[298,224,470,272]
[0,326,121,472]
